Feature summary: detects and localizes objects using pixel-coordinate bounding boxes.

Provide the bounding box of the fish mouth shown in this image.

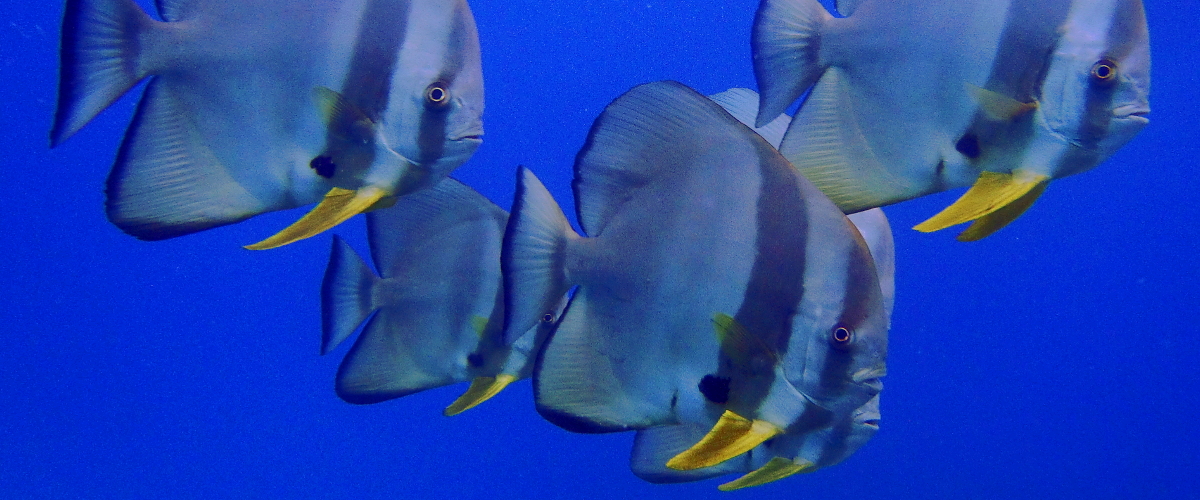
[861,419,880,429]
[1113,104,1150,123]
[851,366,886,393]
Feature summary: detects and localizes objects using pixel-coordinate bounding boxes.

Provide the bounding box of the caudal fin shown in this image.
[321,236,381,355]
[752,0,832,126]
[501,167,577,345]
[52,0,153,146]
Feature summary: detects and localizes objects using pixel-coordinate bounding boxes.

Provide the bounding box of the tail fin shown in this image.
[52,0,153,146]
[501,167,577,345]
[752,0,832,126]
[321,236,380,355]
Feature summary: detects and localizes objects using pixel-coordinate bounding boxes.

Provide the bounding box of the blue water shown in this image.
[2,1,1197,498]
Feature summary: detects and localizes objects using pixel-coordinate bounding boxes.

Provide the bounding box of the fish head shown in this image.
[1037,0,1149,179]
[379,0,485,188]
[787,228,888,426]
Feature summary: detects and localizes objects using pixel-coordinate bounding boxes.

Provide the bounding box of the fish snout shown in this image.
[851,366,886,393]
[1113,103,1150,125]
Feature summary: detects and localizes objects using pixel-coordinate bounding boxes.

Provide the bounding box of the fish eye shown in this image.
[425,82,451,108]
[1090,59,1118,86]
[831,326,854,346]
[541,313,555,323]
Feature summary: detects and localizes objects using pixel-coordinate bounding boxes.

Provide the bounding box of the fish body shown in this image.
[630,207,894,490]
[52,0,483,245]
[321,178,555,414]
[501,82,887,460]
[753,0,1150,238]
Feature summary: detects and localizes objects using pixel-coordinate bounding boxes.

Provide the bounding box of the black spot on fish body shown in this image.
[467,353,484,367]
[698,375,731,404]
[955,133,981,159]
[310,155,337,178]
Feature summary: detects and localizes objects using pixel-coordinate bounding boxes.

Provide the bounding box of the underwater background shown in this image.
[2,1,1197,498]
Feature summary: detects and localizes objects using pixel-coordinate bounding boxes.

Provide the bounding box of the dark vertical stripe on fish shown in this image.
[341,0,412,121]
[417,2,472,163]
[722,143,810,409]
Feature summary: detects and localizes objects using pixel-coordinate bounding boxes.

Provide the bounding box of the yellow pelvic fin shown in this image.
[913,171,1049,236]
[965,83,1038,121]
[956,178,1049,242]
[666,410,782,471]
[443,374,518,416]
[718,456,815,491]
[245,186,387,250]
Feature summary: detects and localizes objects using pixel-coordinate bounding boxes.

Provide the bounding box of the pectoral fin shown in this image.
[666,410,782,470]
[718,456,815,491]
[246,186,388,250]
[965,83,1038,121]
[443,374,518,416]
[913,171,1049,239]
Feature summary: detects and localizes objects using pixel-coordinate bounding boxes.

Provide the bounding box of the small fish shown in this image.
[753,0,1150,239]
[501,82,887,472]
[51,0,484,248]
[322,178,558,415]
[630,208,894,490]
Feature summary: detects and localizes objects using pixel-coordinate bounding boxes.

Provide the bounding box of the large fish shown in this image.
[630,208,894,490]
[51,0,484,248]
[502,81,887,471]
[753,0,1150,240]
[322,178,559,415]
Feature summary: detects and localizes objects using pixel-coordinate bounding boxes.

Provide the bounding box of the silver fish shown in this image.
[501,81,887,472]
[51,0,484,248]
[753,0,1150,240]
[322,178,557,415]
[630,208,894,490]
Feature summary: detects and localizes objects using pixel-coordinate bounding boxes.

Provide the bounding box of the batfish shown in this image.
[52,0,484,248]
[501,81,888,472]
[753,0,1150,240]
[322,178,558,415]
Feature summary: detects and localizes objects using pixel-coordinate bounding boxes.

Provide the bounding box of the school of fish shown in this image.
[50,0,1149,491]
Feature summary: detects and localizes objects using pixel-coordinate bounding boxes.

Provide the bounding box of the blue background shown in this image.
[2,1,1197,498]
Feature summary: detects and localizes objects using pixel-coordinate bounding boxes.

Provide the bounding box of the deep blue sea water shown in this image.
[2,1,1197,498]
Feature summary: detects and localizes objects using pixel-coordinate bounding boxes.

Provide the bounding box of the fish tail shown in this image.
[752,0,832,127]
[501,166,577,345]
[52,0,155,146]
[321,235,381,355]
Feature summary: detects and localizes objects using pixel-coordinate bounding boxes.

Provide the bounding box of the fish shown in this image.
[321,178,559,415]
[51,0,484,248]
[629,207,894,490]
[500,81,887,472]
[752,0,1150,240]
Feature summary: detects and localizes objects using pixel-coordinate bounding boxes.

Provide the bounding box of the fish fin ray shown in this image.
[913,171,1048,234]
[502,167,576,344]
[321,235,381,355]
[335,307,462,405]
[718,457,815,491]
[780,68,918,212]
[367,178,507,277]
[443,374,518,416]
[52,0,153,146]
[752,0,831,126]
[707,88,791,148]
[105,79,282,240]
